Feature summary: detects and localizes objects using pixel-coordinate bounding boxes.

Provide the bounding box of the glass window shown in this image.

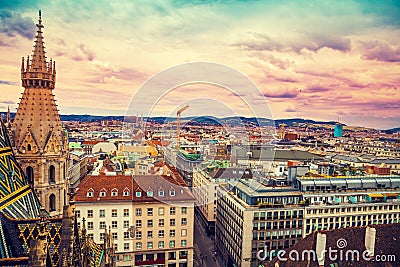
[169,240,175,248]
[181,218,187,225]
[112,221,118,228]
[135,231,142,239]
[148,242,153,249]
[87,222,93,230]
[147,208,153,216]
[159,230,164,237]
[123,209,129,217]
[111,189,118,196]
[112,232,118,240]
[181,207,187,214]
[111,209,117,217]
[123,189,130,196]
[136,208,142,216]
[159,219,164,227]
[124,232,129,239]
[181,240,187,247]
[158,241,164,248]
[123,220,129,228]
[170,219,175,226]
[99,210,105,217]
[136,191,142,197]
[159,207,165,215]
[148,231,153,238]
[170,207,176,215]
[169,230,175,237]
[135,242,141,250]
[87,210,93,218]
[136,220,142,227]
[100,221,106,229]
[75,210,80,218]
[181,229,187,236]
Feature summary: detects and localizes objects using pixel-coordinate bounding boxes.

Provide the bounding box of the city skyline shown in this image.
[0,0,399,129]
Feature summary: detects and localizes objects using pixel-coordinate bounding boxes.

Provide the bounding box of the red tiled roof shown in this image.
[264,223,400,267]
[82,140,101,145]
[75,173,195,203]
[75,174,133,202]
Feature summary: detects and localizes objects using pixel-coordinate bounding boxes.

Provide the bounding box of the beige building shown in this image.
[75,173,195,267]
[10,11,68,216]
[192,167,252,234]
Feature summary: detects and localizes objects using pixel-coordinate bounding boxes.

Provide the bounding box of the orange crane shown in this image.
[279,123,287,139]
[176,105,189,150]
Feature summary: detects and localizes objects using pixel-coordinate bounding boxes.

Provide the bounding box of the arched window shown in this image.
[27,144,32,151]
[49,165,55,183]
[49,194,56,212]
[26,166,34,187]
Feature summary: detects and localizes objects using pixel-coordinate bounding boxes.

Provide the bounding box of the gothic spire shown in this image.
[21,10,56,90]
[31,10,47,72]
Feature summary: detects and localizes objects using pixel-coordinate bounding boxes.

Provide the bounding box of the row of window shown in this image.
[86,188,181,198]
[77,207,188,218]
[135,218,187,227]
[133,229,188,239]
[86,187,130,197]
[306,204,400,215]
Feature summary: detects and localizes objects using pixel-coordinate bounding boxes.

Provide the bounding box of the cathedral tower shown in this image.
[11,10,68,216]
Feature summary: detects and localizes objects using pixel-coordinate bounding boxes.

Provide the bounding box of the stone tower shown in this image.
[11,10,68,216]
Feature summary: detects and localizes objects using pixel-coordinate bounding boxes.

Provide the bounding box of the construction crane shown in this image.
[176,105,189,150]
[279,123,287,139]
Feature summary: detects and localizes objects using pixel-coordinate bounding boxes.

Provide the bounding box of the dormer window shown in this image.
[111,188,118,197]
[100,188,107,197]
[87,188,94,197]
[159,190,165,197]
[169,189,175,197]
[123,188,130,196]
[147,191,153,197]
[136,191,142,197]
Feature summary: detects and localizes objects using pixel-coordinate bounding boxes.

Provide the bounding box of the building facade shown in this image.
[10,11,68,216]
[75,174,195,267]
[216,175,400,267]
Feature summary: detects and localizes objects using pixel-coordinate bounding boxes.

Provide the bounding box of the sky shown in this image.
[0,0,399,129]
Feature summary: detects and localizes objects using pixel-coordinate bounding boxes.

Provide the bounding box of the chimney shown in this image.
[316,232,327,266]
[365,226,376,258]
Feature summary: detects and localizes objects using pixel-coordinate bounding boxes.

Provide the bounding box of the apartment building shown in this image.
[192,167,252,234]
[75,174,195,267]
[216,175,400,267]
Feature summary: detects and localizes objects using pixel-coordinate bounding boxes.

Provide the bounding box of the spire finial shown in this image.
[39,10,42,22]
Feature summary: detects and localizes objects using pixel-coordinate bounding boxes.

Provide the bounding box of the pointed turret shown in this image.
[21,10,55,90]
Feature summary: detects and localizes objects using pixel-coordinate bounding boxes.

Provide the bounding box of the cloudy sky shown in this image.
[0,0,399,129]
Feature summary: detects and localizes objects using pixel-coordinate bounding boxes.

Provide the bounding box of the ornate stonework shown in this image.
[10,10,68,216]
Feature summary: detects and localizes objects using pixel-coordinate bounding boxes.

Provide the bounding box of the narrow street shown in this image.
[193,214,224,267]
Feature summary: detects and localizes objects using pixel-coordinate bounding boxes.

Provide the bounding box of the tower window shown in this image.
[26,166,34,187]
[49,194,56,212]
[49,165,55,183]
[27,144,32,151]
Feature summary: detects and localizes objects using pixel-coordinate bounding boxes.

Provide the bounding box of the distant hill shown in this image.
[0,112,357,128]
